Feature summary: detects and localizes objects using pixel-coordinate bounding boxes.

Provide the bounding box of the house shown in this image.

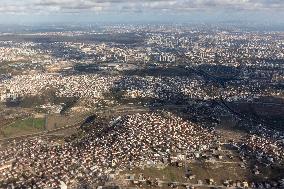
[138,174,145,182]
[223,180,230,187]
[168,182,178,188]
[240,163,246,169]
[254,170,260,175]
[59,181,67,189]
[157,180,164,187]
[208,178,214,185]
[217,155,223,160]
[125,174,135,181]
[242,181,249,188]
[194,152,200,158]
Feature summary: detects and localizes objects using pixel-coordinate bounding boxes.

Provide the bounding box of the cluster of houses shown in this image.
[0,112,218,188]
[238,124,284,166]
[0,74,117,104]
[0,72,276,105]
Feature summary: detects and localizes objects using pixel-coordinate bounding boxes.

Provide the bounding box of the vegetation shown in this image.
[0,117,45,138]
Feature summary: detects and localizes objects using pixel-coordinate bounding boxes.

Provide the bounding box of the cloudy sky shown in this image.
[0,0,284,24]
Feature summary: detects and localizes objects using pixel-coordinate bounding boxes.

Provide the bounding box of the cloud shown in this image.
[0,0,283,14]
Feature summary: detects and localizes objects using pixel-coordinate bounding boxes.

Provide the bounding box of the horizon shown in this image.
[0,0,283,25]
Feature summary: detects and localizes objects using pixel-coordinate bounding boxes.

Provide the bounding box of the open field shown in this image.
[0,117,45,138]
[122,157,284,188]
[45,112,90,130]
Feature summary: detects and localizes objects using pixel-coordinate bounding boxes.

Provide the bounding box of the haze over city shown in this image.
[0,0,284,25]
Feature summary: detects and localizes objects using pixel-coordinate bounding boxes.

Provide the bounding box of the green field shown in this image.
[0,117,45,138]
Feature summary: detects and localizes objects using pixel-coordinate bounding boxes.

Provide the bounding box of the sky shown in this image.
[0,0,284,24]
